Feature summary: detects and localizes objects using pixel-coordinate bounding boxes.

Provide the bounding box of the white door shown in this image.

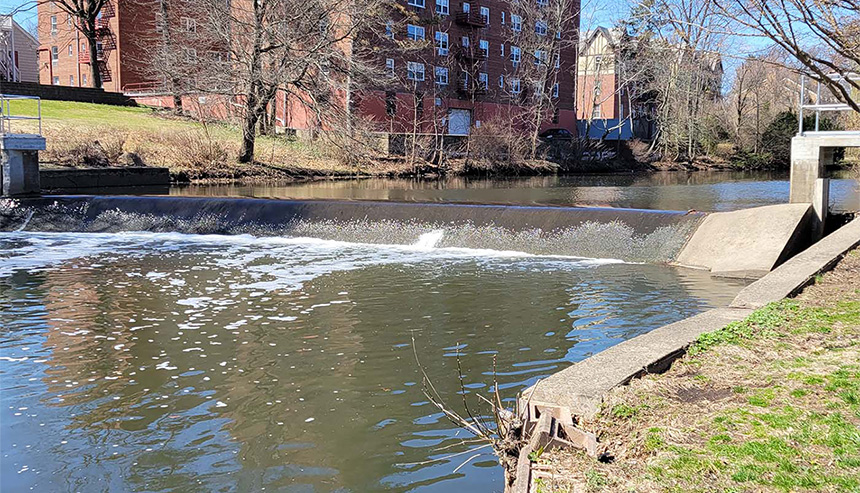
[447,109,471,136]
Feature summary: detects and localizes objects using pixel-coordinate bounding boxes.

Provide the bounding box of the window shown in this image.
[511,14,522,32]
[498,75,504,88]
[386,91,396,116]
[501,11,505,24]
[500,43,504,57]
[52,76,59,85]
[385,21,394,39]
[184,48,197,62]
[436,31,449,55]
[50,16,57,35]
[556,29,561,39]
[537,0,548,5]
[510,46,520,68]
[462,2,470,12]
[407,24,425,41]
[408,0,425,7]
[70,75,74,85]
[480,6,490,24]
[478,72,488,89]
[461,36,470,47]
[511,78,521,94]
[460,71,469,88]
[535,20,547,36]
[68,45,73,57]
[82,74,87,85]
[51,46,58,63]
[182,17,197,33]
[435,66,449,85]
[552,83,559,98]
[67,14,72,26]
[554,53,559,69]
[436,0,449,15]
[407,61,425,81]
[534,49,547,65]
[592,105,602,119]
[386,58,395,77]
[479,39,488,58]
[534,83,543,97]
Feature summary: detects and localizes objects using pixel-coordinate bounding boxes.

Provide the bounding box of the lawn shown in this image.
[536,249,860,492]
[4,99,366,181]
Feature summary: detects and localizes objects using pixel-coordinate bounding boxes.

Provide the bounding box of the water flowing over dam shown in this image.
[0,196,705,263]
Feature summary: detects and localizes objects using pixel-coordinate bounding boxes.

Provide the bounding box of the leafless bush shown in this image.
[468,120,531,164]
[42,126,129,168]
[166,130,231,177]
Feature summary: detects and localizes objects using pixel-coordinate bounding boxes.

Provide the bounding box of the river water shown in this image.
[172,170,860,213]
[1,229,745,492]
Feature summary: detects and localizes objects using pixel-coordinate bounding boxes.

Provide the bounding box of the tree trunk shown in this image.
[239,108,259,163]
[160,0,183,114]
[85,18,102,89]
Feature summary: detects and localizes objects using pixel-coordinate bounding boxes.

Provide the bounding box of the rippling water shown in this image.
[1,231,746,492]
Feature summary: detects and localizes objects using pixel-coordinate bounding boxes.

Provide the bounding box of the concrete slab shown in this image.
[676,204,814,276]
[522,307,752,420]
[731,217,860,310]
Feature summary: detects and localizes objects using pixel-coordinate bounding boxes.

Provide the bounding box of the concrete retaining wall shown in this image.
[40,168,170,191]
[0,81,136,106]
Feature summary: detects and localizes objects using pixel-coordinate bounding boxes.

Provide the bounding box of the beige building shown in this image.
[1,15,40,83]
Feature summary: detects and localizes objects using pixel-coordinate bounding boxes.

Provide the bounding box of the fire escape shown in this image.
[454,11,488,97]
[78,0,116,83]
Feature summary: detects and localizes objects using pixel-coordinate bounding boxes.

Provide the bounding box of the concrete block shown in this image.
[1,134,45,197]
[812,178,830,241]
[676,204,814,276]
[731,217,860,310]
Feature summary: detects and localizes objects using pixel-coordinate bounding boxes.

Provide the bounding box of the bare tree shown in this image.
[39,0,109,88]
[715,0,860,111]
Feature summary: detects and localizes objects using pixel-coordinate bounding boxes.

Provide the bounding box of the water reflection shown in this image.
[172,170,860,212]
[1,232,746,491]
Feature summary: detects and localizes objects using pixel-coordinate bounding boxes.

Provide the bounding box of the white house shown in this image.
[1,16,40,83]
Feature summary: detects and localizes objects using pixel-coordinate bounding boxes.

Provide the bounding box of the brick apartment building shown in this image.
[38,0,581,137]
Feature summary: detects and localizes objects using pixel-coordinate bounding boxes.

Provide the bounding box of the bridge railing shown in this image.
[1,94,42,136]
[799,73,859,136]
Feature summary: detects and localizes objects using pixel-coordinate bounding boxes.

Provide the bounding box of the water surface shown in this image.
[1,231,745,492]
[172,171,859,213]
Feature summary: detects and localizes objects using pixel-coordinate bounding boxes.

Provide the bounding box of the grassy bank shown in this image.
[537,249,860,492]
[6,99,566,183]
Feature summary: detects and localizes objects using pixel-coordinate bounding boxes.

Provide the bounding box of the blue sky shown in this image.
[3,0,631,32]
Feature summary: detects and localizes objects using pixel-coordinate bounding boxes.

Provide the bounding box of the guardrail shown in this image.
[799,73,859,135]
[0,94,41,135]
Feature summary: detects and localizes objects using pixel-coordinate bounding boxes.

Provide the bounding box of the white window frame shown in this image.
[435,66,449,85]
[461,36,470,47]
[407,24,426,41]
[385,21,394,39]
[70,75,74,85]
[407,61,425,81]
[500,43,505,57]
[462,2,470,12]
[499,75,504,88]
[552,83,559,98]
[501,11,505,24]
[68,45,73,57]
[51,46,58,63]
[479,72,488,89]
[511,14,522,32]
[408,0,426,8]
[537,0,548,5]
[554,53,560,69]
[592,104,602,119]
[436,31,449,55]
[534,49,547,65]
[536,20,547,36]
[155,12,164,33]
[386,58,395,77]
[436,0,449,14]
[52,76,59,86]
[479,39,489,58]
[510,46,521,68]
[50,16,57,35]
[184,48,197,63]
[182,16,197,33]
[480,6,490,24]
[511,78,521,94]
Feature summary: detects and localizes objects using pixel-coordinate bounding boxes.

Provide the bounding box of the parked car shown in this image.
[539,128,574,142]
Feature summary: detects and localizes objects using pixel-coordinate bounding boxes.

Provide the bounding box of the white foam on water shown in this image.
[0,231,625,291]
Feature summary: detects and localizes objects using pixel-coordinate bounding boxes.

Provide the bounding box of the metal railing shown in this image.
[1,94,42,135]
[798,73,859,135]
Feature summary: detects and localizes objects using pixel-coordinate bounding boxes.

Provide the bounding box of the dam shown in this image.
[1,189,834,491]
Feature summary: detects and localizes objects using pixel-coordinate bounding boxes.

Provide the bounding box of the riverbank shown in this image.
[533,248,860,492]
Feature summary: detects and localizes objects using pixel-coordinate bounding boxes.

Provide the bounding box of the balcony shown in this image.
[456,45,488,61]
[455,12,487,27]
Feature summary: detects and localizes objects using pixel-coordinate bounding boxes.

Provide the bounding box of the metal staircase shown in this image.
[77,0,116,83]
